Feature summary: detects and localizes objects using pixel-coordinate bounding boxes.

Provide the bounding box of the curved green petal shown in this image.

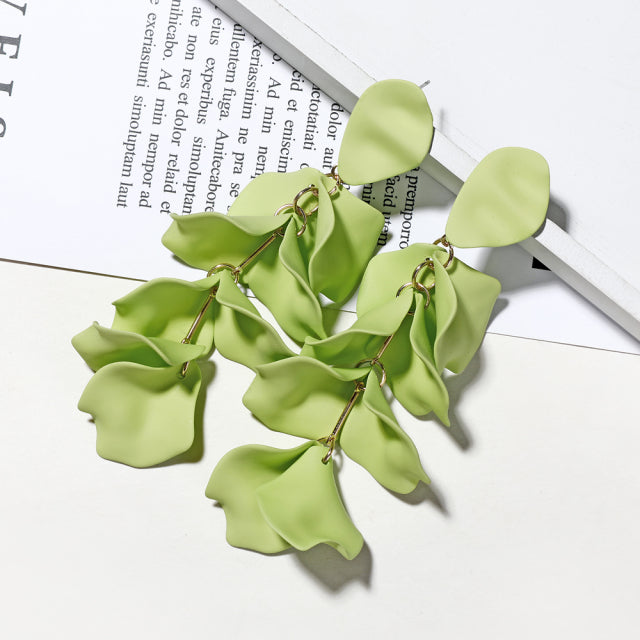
[78,362,201,468]
[72,322,205,371]
[161,211,288,271]
[257,443,363,560]
[308,178,384,302]
[382,310,450,424]
[445,147,550,248]
[112,276,219,351]
[301,293,412,367]
[338,79,434,185]
[206,442,313,554]
[341,371,429,494]
[243,357,365,439]
[433,257,501,373]
[243,222,326,342]
[213,271,295,370]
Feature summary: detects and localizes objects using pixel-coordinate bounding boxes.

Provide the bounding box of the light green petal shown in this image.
[243,222,326,342]
[357,243,446,316]
[206,442,314,554]
[243,357,365,439]
[161,211,288,271]
[257,443,364,560]
[213,271,295,370]
[408,301,451,424]
[301,293,412,367]
[308,178,384,302]
[72,322,205,371]
[338,79,434,185]
[433,257,501,373]
[341,371,429,494]
[381,311,450,424]
[112,276,218,351]
[78,362,201,468]
[445,147,550,248]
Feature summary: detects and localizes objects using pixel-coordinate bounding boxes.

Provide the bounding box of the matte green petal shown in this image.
[206,442,314,554]
[161,211,288,271]
[433,257,501,373]
[308,178,384,302]
[213,271,295,370]
[257,444,364,560]
[243,222,325,342]
[243,357,365,439]
[301,293,412,367]
[382,312,450,424]
[341,371,429,494]
[445,147,550,248]
[357,243,447,316]
[78,362,201,468]
[72,322,205,371]
[112,276,218,351]
[338,79,434,185]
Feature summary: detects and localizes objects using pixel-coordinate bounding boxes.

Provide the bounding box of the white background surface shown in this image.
[2,1,640,637]
[2,260,640,639]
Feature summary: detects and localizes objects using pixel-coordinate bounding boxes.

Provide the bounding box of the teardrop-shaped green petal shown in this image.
[243,357,365,440]
[72,322,205,371]
[112,276,218,351]
[445,147,550,248]
[162,212,288,271]
[257,443,364,560]
[341,372,429,494]
[213,271,294,370]
[338,79,434,185]
[206,442,313,554]
[78,362,201,468]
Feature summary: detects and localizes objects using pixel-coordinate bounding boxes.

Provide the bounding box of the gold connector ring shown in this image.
[396,280,431,315]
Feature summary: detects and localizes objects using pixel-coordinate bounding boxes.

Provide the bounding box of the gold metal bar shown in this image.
[182,288,217,345]
[179,287,218,378]
[235,231,280,273]
[373,334,395,361]
[321,381,365,463]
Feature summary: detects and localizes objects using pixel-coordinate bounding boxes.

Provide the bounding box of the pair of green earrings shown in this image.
[73,80,550,560]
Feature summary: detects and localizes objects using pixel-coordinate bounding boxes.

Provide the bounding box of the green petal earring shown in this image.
[73,79,549,559]
[207,146,549,559]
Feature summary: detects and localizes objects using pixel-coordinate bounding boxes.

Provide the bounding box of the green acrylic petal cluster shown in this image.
[73,270,291,467]
[243,356,429,495]
[206,442,363,559]
[74,78,551,560]
[162,167,384,342]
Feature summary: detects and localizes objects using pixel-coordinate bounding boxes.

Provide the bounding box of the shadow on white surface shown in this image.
[294,542,373,592]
